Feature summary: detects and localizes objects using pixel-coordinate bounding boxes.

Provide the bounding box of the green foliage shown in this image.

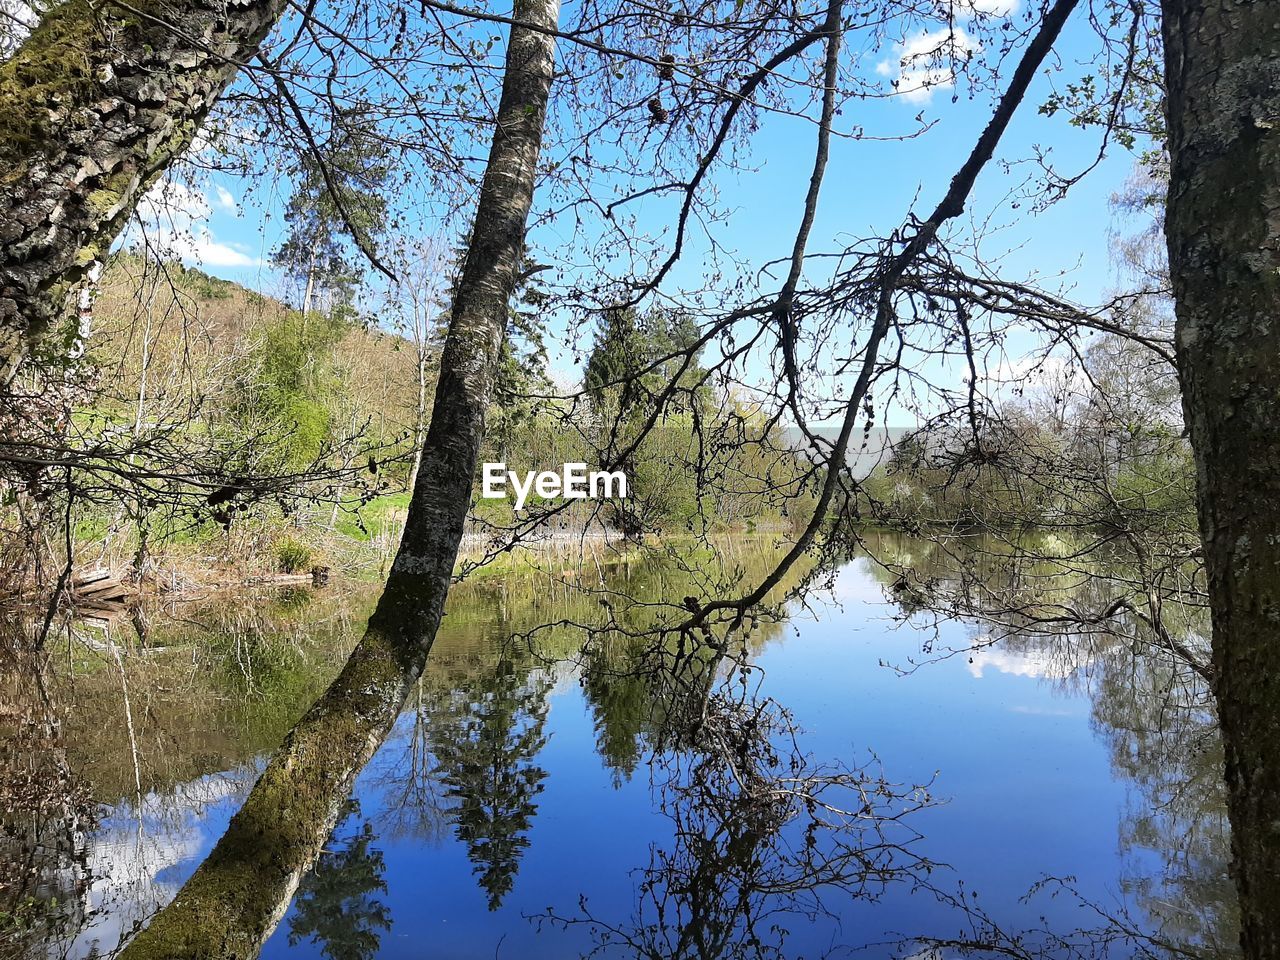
[333,492,411,541]
[613,417,701,533]
[425,662,550,911]
[287,804,391,960]
[583,305,642,408]
[273,106,392,318]
[235,311,351,471]
[584,305,704,416]
[453,249,555,454]
[577,305,733,533]
[177,266,235,301]
[275,535,314,573]
[1110,441,1197,526]
[1036,16,1167,162]
[865,344,1196,541]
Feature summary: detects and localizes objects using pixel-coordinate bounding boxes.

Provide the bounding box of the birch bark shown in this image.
[0,0,290,383]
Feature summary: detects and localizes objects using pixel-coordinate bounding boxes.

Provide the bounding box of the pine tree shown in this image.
[273,108,391,323]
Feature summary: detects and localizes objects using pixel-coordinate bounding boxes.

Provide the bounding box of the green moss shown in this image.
[0,0,204,166]
[85,168,135,216]
[118,625,421,960]
[0,0,113,176]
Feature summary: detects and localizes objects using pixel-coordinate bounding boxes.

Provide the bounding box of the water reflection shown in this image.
[287,802,390,960]
[426,660,550,910]
[852,529,1235,958]
[546,643,933,959]
[1096,636,1236,956]
[0,535,1237,959]
[0,697,95,960]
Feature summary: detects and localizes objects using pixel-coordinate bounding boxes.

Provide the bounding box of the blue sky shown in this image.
[139,0,1143,427]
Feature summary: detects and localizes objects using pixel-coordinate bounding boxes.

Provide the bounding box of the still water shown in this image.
[5,536,1234,958]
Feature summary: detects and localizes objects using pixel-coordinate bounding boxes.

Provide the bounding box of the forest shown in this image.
[0,0,1276,957]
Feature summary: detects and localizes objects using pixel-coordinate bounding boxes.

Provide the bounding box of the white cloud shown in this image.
[989,353,1082,408]
[213,184,237,212]
[131,178,260,268]
[889,27,979,103]
[967,642,1090,680]
[878,0,1016,100]
[141,180,211,220]
[66,770,258,959]
[188,230,258,267]
[1009,704,1078,716]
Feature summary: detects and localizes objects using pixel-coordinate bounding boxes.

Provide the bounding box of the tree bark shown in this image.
[0,0,288,384]
[115,0,560,954]
[301,242,318,323]
[406,342,430,493]
[1161,0,1280,954]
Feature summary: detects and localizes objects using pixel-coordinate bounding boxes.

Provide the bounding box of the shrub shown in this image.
[275,536,313,573]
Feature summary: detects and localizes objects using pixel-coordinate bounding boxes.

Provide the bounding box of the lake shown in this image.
[2,534,1235,959]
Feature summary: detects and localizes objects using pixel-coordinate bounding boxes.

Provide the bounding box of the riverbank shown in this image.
[18,520,801,640]
[52,487,803,595]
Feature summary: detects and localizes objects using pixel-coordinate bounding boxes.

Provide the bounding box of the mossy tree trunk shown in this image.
[115,0,561,955]
[0,0,287,384]
[1161,0,1280,954]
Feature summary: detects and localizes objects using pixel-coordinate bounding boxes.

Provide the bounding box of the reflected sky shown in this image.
[8,547,1228,959]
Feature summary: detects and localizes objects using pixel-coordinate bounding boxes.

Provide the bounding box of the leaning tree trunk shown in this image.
[115,1,560,955]
[1161,0,1280,954]
[0,0,288,384]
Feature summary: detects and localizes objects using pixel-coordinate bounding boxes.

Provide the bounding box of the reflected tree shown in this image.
[582,642,652,784]
[369,681,453,846]
[427,660,551,910]
[862,533,1237,960]
[287,802,391,960]
[581,631,724,785]
[0,665,95,960]
[1092,634,1237,956]
[546,643,934,959]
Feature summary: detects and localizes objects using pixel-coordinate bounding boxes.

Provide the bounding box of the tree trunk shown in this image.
[0,0,288,384]
[406,344,429,493]
[301,242,318,324]
[115,0,560,954]
[1161,1,1280,954]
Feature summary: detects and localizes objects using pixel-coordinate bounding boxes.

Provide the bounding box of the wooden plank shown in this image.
[79,583,126,599]
[71,569,114,588]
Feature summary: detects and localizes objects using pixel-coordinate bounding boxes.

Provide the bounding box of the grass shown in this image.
[333,492,411,541]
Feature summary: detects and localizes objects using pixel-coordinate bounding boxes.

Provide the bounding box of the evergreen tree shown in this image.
[287,803,392,960]
[437,243,554,457]
[428,661,551,910]
[584,305,704,417]
[273,108,392,322]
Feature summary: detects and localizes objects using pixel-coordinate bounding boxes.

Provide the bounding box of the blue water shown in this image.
[65,555,1176,959]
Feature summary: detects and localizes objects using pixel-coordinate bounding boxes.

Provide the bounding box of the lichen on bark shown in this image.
[0,0,287,384]
[1161,0,1280,955]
